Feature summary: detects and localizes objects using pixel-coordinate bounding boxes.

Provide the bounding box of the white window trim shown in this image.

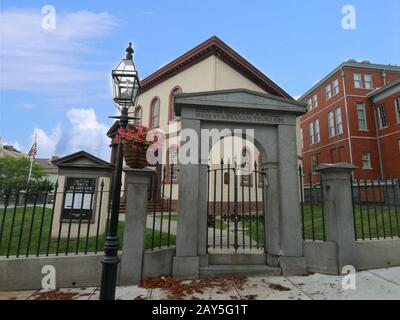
[362,153,372,170]
[335,107,343,135]
[354,73,363,89]
[333,79,339,96]
[377,105,388,130]
[312,94,318,108]
[328,111,335,137]
[364,74,374,90]
[357,103,368,131]
[395,97,400,124]
[325,84,332,100]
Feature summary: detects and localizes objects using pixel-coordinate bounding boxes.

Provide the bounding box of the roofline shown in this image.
[299,61,400,101]
[367,78,400,98]
[52,150,114,168]
[175,88,306,107]
[139,36,293,99]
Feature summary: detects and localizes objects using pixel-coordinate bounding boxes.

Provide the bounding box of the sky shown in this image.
[0,0,399,160]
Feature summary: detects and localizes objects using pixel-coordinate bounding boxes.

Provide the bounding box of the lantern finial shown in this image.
[125,42,134,60]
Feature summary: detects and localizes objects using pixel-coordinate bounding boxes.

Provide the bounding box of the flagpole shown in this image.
[27,134,37,184]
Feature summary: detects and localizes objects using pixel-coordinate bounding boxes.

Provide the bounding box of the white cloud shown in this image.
[31,124,62,158]
[17,103,35,109]
[0,8,118,91]
[55,108,110,160]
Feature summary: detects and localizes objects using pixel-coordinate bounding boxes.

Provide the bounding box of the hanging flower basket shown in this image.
[113,125,156,169]
[123,145,148,169]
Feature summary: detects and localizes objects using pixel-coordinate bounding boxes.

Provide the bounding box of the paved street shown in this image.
[1,267,400,300]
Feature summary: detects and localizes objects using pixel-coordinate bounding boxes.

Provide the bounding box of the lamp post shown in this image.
[100,42,140,300]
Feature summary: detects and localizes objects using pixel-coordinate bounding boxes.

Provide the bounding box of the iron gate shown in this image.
[207,160,266,252]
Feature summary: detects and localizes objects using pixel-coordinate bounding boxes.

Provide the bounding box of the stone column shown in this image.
[263,163,281,267]
[316,163,357,273]
[119,167,155,285]
[277,124,306,275]
[173,119,201,278]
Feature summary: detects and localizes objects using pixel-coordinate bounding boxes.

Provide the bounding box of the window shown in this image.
[377,105,388,129]
[325,84,332,100]
[309,119,320,144]
[309,121,315,145]
[364,74,373,89]
[300,128,304,149]
[333,79,339,95]
[150,98,160,128]
[357,103,367,131]
[362,153,372,169]
[169,146,178,181]
[395,97,400,123]
[169,87,182,121]
[328,111,335,137]
[315,119,320,143]
[312,94,318,108]
[335,107,343,134]
[354,73,362,88]
[311,155,317,173]
[307,98,312,111]
[240,147,252,186]
[134,106,142,126]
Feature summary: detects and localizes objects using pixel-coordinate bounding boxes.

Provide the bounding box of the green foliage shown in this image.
[0,156,47,190]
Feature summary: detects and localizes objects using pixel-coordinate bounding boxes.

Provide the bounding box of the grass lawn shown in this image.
[0,206,175,257]
[243,218,265,247]
[302,204,400,240]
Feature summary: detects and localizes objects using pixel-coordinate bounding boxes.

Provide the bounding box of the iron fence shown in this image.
[148,164,177,251]
[299,166,326,241]
[351,178,400,241]
[0,179,112,258]
[207,160,266,252]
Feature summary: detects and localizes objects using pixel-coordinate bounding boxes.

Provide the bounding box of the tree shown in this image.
[0,156,49,191]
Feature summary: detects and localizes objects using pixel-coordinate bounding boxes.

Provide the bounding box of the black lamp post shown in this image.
[100,43,140,300]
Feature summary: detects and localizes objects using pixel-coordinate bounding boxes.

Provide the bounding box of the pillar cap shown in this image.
[315,162,357,173]
[123,166,156,175]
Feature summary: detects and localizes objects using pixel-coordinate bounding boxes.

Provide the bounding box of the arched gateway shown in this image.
[172,88,307,277]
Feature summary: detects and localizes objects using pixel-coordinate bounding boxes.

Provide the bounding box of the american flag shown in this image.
[28,141,37,159]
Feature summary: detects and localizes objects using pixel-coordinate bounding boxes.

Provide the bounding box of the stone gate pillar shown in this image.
[316,163,357,272]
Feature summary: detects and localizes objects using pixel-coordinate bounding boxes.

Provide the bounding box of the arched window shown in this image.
[134,105,142,126]
[169,86,182,121]
[240,147,252,186]
[169,145,178,181]
[150,97,160,128]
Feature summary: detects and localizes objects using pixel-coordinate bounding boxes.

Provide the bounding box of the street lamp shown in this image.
[100,42,140,300]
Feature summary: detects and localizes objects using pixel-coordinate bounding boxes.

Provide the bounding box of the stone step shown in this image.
[208,253,266,265]
[200,265,281,277]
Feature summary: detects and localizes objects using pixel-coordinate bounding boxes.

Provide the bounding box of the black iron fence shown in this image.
[299,167,326,241]
[299,165,400,242]
[351,178,400,240]
[148,164,177,251]
[0,179,111,258]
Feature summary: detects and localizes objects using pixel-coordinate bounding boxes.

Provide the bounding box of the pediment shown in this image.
[52,151,113,169]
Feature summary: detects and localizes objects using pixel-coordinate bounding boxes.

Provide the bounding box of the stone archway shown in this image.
[172,89,307,277]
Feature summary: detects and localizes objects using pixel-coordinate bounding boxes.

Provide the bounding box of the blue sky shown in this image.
[0,0,399,159]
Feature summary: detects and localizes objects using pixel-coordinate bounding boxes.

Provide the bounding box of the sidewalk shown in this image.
[1,267,400,300]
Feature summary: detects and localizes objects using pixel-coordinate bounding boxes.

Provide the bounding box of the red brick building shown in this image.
[299,60,400,181]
